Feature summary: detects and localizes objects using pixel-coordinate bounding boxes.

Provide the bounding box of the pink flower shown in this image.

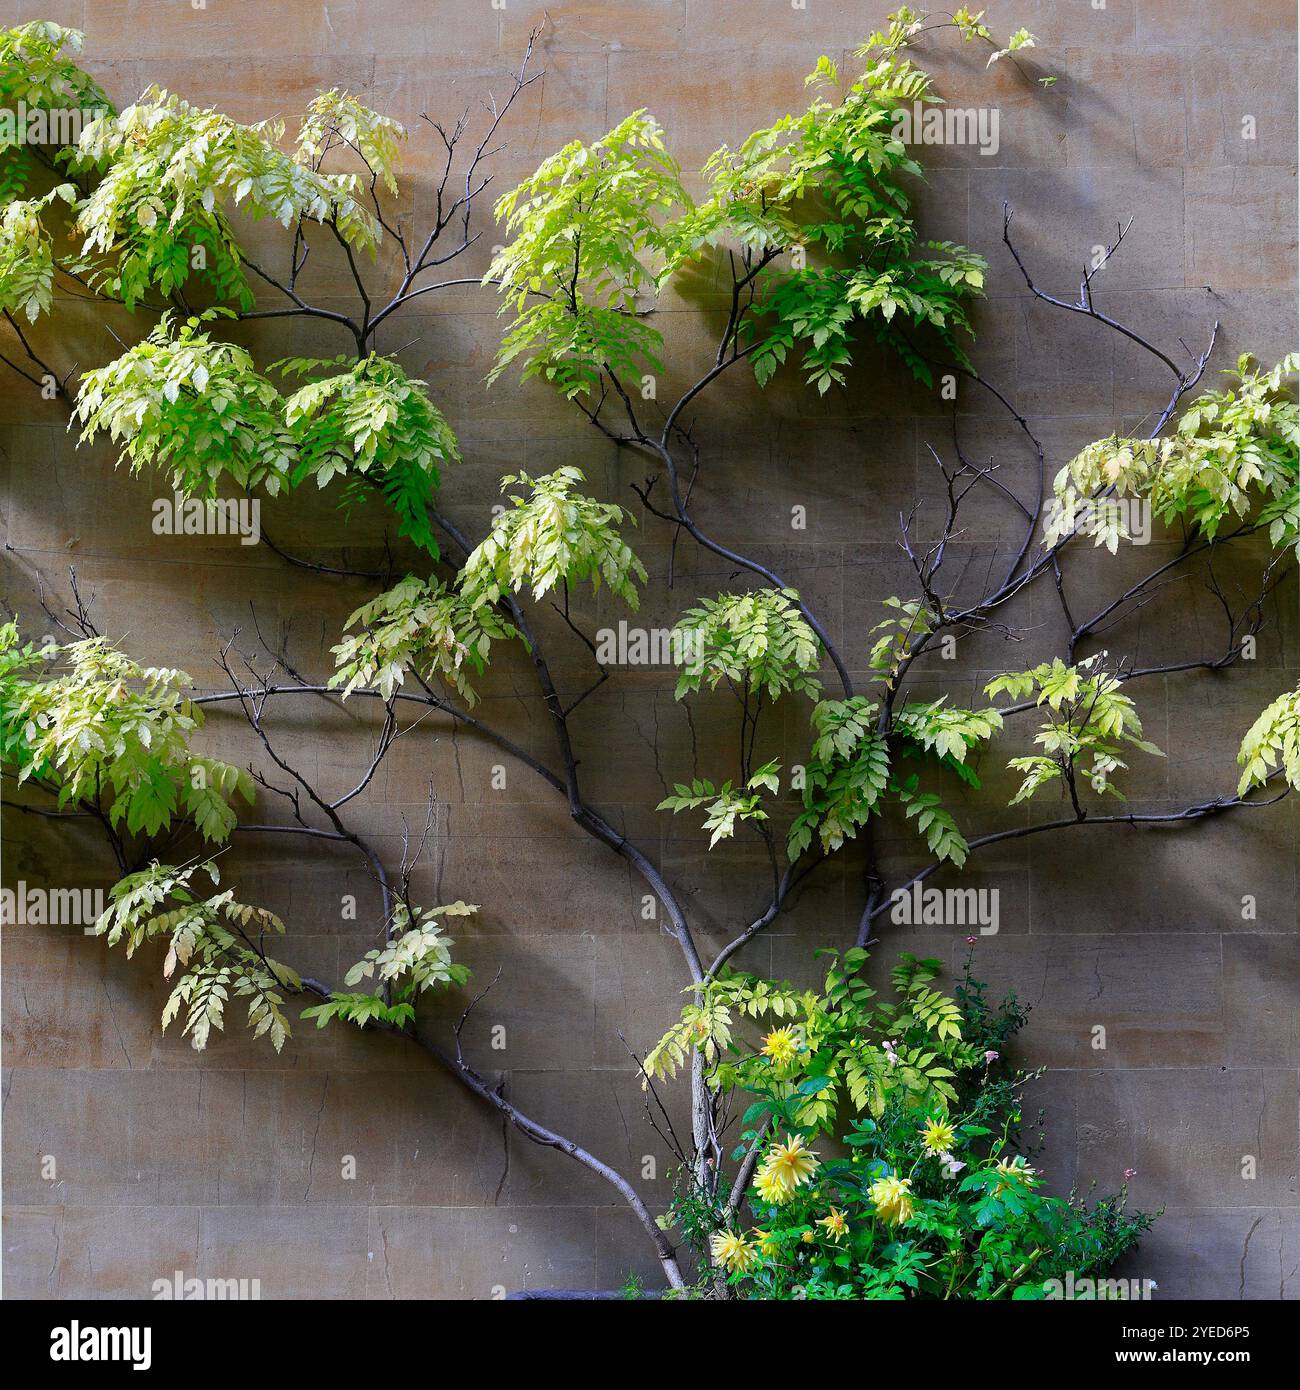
[1124,1168,1137,1181]
[984,1050,999,1064]
[965,936,978,946]
[882,1039,900,1066]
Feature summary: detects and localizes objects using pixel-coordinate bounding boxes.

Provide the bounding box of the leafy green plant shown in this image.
[2,10,1292,1303]
[647,951,970,1122]
[0,622,251,842]
[673,590,821,702]
[488,34,990,399]
[682,949,1152,1300]
[487,110,683,399]
[1237,683,1300,794]
[0,21,110,200]
[789,697,892,857]
[329,574,518,704]
[75,319,458,544]
[67,86,378,309]
[657,762,781,848]
[1046,354,1300,555]
[96,859,298,1052]
[301,901,473,1032]
[0,182,74,320]
[986,653,1163,804]
[294,89,405,191]
[460,465,648,607]
[75,311,298,496]
[277,353,459,556]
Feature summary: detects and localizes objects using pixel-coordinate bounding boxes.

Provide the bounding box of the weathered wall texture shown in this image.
[2,0,1297,1299]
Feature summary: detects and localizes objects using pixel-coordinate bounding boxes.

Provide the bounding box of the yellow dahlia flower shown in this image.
[761,1026,801,1066]
[754,1163,793,1205]
[761,1133,820,1195]
[992,1155,1038,1195]
[710,1229,761,1274]
[868,1174,915,1225]
[753,1227,782,1258]
[816,1206,848,1241]
[920,1117,956,1155]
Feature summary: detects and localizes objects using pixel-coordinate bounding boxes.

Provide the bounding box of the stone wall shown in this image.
[2,0,1296,1299]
